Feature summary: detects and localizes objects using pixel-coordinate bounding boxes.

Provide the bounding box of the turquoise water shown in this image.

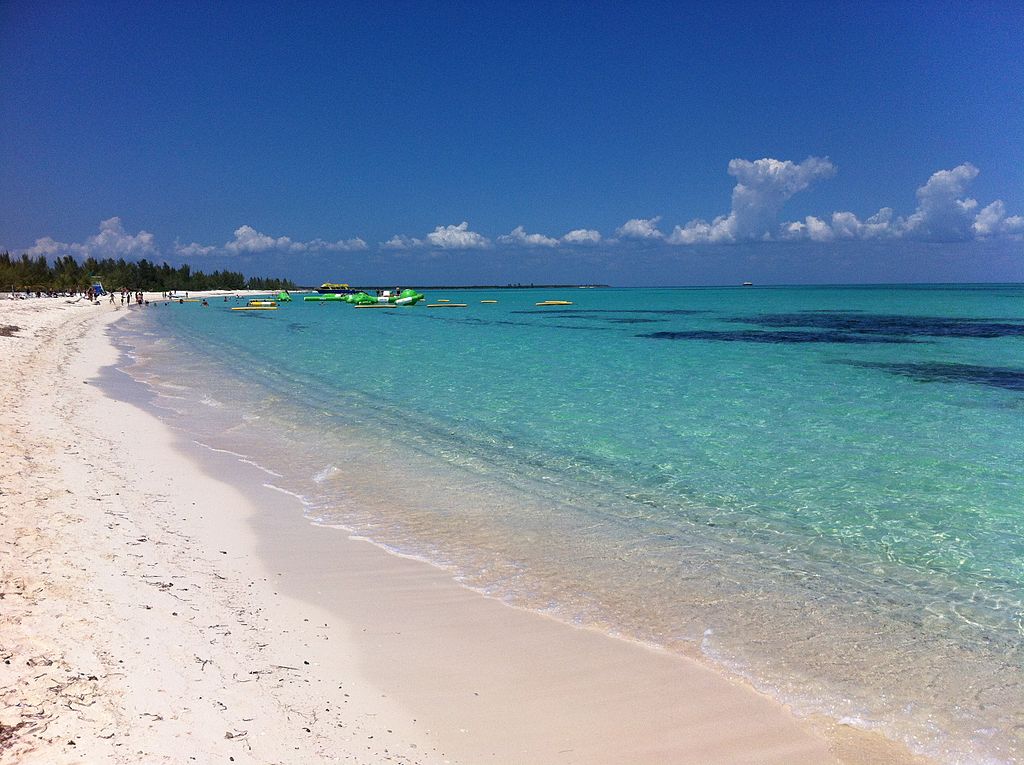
[116,286,1024,763]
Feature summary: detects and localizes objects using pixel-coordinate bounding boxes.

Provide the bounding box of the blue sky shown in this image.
[2,0,1022,285]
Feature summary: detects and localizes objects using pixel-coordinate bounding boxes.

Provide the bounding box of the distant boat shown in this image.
[742,281,753,287]
[317,282,358,294]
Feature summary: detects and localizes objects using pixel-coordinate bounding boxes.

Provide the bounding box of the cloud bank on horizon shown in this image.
[12,159,1023,260]
[24,216,159,259]
[180,225,367,257]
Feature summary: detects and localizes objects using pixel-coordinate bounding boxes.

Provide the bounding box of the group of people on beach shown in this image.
[6,287,93,299]
[115,290,145,306]
[3,287,146,303]
[5,288,226,308]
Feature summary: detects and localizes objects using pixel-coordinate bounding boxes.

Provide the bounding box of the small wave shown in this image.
[192,440,251,460]
[262,482,313,507]
[200,396,223,408]
[345,532,458,570]
[239,458,282,477]
[191,441,284,478]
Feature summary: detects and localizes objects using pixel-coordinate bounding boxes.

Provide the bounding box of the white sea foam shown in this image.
[313,465,339,483]
[192,440,251,460]
[241,458,282,477]
[346,532,458,571]
[261,482,312,507]
[191,440,284,478]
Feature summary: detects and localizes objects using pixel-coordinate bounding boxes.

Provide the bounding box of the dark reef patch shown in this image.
[726,312,1024,339]
[637,330,918,344]
[511,309,707,316]
[842,361,1024,391]
[603,317,667,324]
[523,314,666,324]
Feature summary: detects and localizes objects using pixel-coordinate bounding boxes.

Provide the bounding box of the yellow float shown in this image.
[231,299,279,311]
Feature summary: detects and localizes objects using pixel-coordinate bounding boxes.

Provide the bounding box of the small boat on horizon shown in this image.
[742,281,754,287]
[317,282,358,294]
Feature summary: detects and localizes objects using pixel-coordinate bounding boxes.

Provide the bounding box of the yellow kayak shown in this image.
[536,300,573,306]
[427,303,468,308]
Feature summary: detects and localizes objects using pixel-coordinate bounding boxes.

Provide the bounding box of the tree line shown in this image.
[1,251,297,292]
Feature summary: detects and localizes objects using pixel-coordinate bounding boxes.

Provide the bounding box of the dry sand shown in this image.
[0,294,929,764]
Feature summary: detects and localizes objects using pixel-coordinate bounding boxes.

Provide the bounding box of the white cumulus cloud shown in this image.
[383,224,605,250]
[781,215,835,242]
[781,209,899,242]
[88,216,157,256]
[222,225,366,255]
[780,163,1021,242]
[305,237,368,252]
[25,236,68,257]
[225,225,295,254]
[667,218,728,244]
[561,228,602,245]
[23,217,157,259]
[670,157,836,244]
[828,208,897,239]
[174,241,217,257]
[380,234,424,250]
[616,216,664,240]
[497,225,559,247]
[972,200,1024,238]
[901,163,980,240]
[425,221,491,249]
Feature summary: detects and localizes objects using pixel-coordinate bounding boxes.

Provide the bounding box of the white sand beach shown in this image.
[0,295,928,764]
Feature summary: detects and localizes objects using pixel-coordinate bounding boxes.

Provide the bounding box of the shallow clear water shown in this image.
[115,286,1024,763]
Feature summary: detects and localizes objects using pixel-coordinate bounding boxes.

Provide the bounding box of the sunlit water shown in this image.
[112,285,1024,763]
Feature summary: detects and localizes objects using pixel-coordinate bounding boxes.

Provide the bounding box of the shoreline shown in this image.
[1,295,927,763]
